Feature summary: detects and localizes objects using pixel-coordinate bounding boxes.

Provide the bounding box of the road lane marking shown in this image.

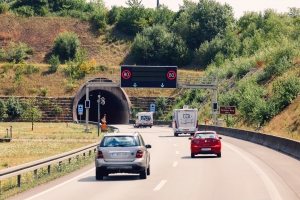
[174,144,177,146]
[25,168,94,200]
[175,151,179,154]
[154,180,167,191]
[223,142,282,200]
[173,161,178,167]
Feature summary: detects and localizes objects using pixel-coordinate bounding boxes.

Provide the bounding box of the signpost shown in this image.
[120,66,177,88]
[78,104,83,123]
[150,104,155,112]
[220,106,236,115]
[220,106,236,126]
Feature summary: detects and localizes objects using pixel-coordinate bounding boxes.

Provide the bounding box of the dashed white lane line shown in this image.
[174,144,177,146]
[175,151,179,154]
[173,161,178,167]
[154,180,167,191]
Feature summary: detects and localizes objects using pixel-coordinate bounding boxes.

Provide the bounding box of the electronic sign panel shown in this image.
[120,66,177,88]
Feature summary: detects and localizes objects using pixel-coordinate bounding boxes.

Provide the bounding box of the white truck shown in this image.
[134,112,153,128]
[171,106,198,136]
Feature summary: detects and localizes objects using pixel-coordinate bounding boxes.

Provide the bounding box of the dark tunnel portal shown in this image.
[78,90,127,124]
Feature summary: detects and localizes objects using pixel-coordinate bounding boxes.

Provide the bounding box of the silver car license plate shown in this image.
[111,152,127,157]
[201,148,211,151]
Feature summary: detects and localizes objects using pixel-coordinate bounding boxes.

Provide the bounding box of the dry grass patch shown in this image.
[0,122,103,170]
[0,122,101,140]
[0,141,92,170]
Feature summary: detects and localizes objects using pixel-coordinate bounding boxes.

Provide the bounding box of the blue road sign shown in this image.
[150,104,155,112]
[78,104,83,113]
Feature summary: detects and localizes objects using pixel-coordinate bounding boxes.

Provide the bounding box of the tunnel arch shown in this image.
[72,78,131,124]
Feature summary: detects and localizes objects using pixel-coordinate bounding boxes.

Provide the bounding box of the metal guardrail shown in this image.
[0,123,119,189]
[0,143,98,185]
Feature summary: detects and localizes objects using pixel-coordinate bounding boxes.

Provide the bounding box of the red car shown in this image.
[189,131,222,158]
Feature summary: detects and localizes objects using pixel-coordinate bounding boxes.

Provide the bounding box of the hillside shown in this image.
[0,14,299,140]
[0,14,131,66]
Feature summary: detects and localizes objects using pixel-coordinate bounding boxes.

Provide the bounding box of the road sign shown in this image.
[220,106,236,114]
[78,104,83,115]
[150,104,155,112]
[120,66,177,88]
[85,100,90,108]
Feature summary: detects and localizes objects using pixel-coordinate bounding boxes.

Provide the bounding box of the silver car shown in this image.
[95,132,151,180]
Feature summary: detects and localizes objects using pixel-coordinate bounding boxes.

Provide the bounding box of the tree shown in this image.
[6,96,22,119]
[172,0,235,49]
[125,0,143,8]
[21,99,42,130]
[130,25,190,65]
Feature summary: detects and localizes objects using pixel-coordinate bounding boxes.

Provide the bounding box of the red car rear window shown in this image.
[195,132,216,139]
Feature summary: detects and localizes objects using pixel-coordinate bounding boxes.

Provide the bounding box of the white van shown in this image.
[134,112,153,128]
[171,106,198,136]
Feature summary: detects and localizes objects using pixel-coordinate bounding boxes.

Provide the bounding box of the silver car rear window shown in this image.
[100,136,139,147]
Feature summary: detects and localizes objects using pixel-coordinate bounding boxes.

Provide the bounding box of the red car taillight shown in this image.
[191,140,199,144]
[136,150,143,158]
[175,120,178,129]
[97,150,103,159]
[196,120,198,128]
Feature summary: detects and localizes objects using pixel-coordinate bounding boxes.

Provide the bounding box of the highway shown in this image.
[10,125,300,200]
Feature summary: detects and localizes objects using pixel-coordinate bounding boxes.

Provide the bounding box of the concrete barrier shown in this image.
[198,125,300,160]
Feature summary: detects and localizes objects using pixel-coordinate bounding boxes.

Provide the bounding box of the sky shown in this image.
[103,0,300,19]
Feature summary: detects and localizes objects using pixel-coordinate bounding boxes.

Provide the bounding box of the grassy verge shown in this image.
[0,122,105,199]
[0,153,95,200]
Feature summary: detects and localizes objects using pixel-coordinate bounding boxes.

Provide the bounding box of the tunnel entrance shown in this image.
[77,90,128,124]
[73,80,131,124]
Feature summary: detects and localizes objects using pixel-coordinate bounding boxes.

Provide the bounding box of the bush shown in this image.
[131,105,143,119]
[48,55,60,73]
[52,32,81,61]
[24,65,40,75]
[272,75,300,109]
[0,99,7,121]
[6,42,29,63]
[41,99,51,106]
[52,104,63,116]
[6,96,22,119]
[0,3,9,14]
[13,5,34,17]
[40,87,48,97]
[0,48,6,61]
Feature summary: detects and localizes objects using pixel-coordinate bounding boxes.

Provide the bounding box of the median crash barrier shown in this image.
[198,125,300,160]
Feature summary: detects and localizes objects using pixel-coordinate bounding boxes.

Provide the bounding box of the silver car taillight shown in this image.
[97,150,103,159]
[136,150,143,158]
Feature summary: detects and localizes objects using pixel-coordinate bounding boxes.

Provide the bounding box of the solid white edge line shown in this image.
[223,142,282,200]
[154,180,167,191]
[173,161,178,167]
[25,168,95,200]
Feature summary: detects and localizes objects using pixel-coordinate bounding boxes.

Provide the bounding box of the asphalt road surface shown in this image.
[10,125,300,200]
